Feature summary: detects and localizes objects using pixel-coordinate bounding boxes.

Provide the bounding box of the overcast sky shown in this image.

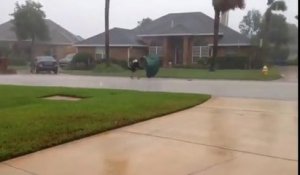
[0,0,298,39]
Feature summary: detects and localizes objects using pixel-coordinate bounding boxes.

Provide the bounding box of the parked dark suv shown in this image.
[30,56,58,74]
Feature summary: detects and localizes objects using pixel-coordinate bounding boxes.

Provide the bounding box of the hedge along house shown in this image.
[0,19,82,60]
[76,12,254,67]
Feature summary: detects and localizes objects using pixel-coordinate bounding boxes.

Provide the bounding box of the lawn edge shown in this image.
[0,89,211,162]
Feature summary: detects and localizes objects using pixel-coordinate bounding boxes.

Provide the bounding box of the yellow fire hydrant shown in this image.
[262,65,268,76]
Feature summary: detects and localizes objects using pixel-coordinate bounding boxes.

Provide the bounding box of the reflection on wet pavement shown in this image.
[0,97,297,175]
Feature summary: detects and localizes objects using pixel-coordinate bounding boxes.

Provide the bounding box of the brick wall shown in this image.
[130,47,148,59]
[77,47,95,58]
[35,45,77,59]
[109,47,128,60]
[77,46,147,61]
[217,46,255,57]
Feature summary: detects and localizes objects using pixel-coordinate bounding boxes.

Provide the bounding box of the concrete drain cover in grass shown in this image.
[43,95,82,101]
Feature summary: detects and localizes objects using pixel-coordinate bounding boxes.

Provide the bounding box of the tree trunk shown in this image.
[210,9,220,72]
[29,35,36,73]
[105,0,110,66]
[30,35,36,62]
[262,9,271,65]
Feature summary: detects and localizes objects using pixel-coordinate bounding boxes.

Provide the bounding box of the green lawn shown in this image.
[0,85,210,161]
[61,64,281,81]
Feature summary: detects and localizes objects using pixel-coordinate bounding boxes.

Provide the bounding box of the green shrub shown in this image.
[109,58,147,70]
[70,52,95,70]
[93,63,126,73]
[1,45,29,65]
[286,58,298,65]
[0,47,11,57]
[196,57,210,69]
[110,59,129,69]
[271,47,290,65]
[205,56,248,69]
[200,56,261,70]
[8,54,28,66]
[249,56,263,69]
[173,64,207,69]
[72,52,94,64]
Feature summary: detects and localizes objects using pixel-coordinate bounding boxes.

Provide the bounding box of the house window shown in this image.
[149,46,163,56]
[95,47,105,61]
[192,46,211,63]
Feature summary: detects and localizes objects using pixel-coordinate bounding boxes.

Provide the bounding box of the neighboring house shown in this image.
[75,28,148,62]
[76,12,254,66]
[0,19,82,59]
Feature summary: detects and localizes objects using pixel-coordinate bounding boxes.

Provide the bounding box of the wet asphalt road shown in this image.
[0,73,297,101]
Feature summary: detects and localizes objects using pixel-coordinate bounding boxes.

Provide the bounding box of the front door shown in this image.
[170,37,183,65]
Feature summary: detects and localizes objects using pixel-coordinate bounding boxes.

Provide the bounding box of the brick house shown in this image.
[0,19,81,59]
[75,28,147,62]
[76,12,254,67]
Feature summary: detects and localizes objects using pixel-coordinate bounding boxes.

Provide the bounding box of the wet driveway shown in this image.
[0,97,297,175]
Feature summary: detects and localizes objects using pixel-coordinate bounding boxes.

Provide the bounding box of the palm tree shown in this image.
[105,0,110,66]
[210,0,245,71]
[262,0,287,64]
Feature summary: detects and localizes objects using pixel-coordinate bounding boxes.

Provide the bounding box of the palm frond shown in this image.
[270,1,287,11]
[213,0,245,12]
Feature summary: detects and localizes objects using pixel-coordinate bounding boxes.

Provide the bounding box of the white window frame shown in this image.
[149,46,163,57]
[95,47,105,60]
[192,46,211,63]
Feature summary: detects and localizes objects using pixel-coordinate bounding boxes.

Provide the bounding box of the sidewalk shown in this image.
[275,66,298,82]
[0,97,298,175]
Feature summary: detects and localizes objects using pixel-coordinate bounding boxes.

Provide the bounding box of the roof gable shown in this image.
[135,12,250,45]
[76,28,145,47]
[77,11,251,47]
[0,19,80,45]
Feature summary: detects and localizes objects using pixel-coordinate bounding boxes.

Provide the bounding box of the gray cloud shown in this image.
[0,0,298,39]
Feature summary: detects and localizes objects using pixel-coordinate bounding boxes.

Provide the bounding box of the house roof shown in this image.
[75,28,146,47]
[77,12,251,47]
[0,19,81,45]
[135,12,250,45]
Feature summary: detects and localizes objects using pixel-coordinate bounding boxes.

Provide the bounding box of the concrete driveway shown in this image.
[275,66,298,82]
[0,97,297,175]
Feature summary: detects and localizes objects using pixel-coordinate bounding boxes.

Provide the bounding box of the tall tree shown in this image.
[266,14,289,63]
[239,10,262,39]
[210,0,245,71]
[287,23,298,59]
[267,14,289,46]
[287,23,298,45]
[105,0,110,66]
[10,0,49,60]
[261,0,287,64]
[137,18,152,28]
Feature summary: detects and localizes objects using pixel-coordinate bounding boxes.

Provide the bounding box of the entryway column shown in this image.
[183,36,191,65]
[127,47,131,66]
[163,37,170,67]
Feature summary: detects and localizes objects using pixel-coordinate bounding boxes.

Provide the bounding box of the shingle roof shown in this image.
[77,12,251,47]
[0,19,81,45]
[135,12,250,45]
[76,27,145,47]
